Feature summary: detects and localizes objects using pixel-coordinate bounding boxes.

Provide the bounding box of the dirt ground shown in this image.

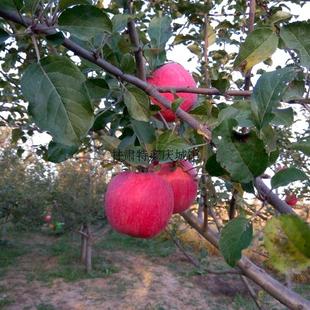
[0,231,308,310]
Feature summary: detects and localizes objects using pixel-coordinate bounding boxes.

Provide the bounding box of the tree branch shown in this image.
[254,177,296,215]
[0,8,212,141]
[127,0,146,81]
[181,211,310,310]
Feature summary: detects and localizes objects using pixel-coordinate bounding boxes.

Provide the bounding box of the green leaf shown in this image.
[251,67,298,129]
[217,101,254,127]
[46,32,65,46]
[234,28,279,72]
[280,21,310,68]
[219,217,253,267]
[171,97,184,112]
[155,131,191,162]
[21,56,94,146]
[271,167,308,188]
[271,107,294,126]
[59,0,90,10]
[112,14,130,33]
[282,80,305,101]
[47,141,78,163]
[268,10,292,25]
[213,119,269,183]
[260,125,277,153]
[11,128,23,144]
[148,16,172,49]
[205,154,227,177]
[144,48,166,70]
[85,78,110,101]
[59,5,112,41]
[93,110,115,131]
[131,119,156,150]
[290,139,310,156]
[0,0,23,10]
[264,215,310,273]
[0,28,10,45]
[124,85,150,122]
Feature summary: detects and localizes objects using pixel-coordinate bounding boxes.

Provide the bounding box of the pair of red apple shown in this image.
[147,63,197,122]
[104,161,198,238]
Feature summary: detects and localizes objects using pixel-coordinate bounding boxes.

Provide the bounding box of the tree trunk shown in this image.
[181,212,310,310]
[85,224,92,273]
[80,224,87,264]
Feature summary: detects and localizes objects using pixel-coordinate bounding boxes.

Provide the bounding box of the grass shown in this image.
[28,235,118,283]
[97,230,176,258]
[0,240,27,277]
[36,304,56,310]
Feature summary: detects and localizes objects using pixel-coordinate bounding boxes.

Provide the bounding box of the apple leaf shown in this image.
[205,154,227,177]
[47,141,79,163]
[59,5,112,41]
[217,101,254,127]
[271,167,308,189]
[251,67,298,129]
[148,16,172,49]
[213,119,269,183]
[282,80,305,101]
[0,29,10,46]
[0,0,23,10]
[155,131,191,162]
[85,78,110,101]
[131,119,156,153]
[112,14,130,33]
[280,21,310,68]
[271,107,294,126]
[234,28,278,72]
[59,0,90,10]
[219,217,253,267]
[290,139,310,156]
[21,56,94,147]
[124,85,150,122]
[264,215,310,273]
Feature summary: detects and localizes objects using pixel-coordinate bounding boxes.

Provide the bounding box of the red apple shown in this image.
[104,172,174,238]
[285,194,298,206]
[151,160,198,213]
[147,63,198,122]
[43,214,52,223]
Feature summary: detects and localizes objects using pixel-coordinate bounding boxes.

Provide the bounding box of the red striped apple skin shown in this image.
[147,63,198,122]
[104,172,174,238]
[152,161,198,214]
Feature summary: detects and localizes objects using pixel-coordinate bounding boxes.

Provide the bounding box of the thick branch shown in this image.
[254,177,296,215]
[157,86,252,97]
[0,8,211,141]
[181,212,310,310]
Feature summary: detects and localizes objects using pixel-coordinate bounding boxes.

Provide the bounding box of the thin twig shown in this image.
[31,35,40,62]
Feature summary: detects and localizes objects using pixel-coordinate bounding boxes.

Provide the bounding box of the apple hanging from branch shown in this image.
[104,172,174,238]
[147,63,198,122]
[151,160,198,213]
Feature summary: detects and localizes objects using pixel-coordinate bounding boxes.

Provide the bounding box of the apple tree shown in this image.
[0,0,309,308]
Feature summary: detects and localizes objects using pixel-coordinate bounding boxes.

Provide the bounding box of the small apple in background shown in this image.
[43,214,52,223]
[147,63,198,122]
[285,194,298,206]
[104,172,174,238]
[151,160,198,213]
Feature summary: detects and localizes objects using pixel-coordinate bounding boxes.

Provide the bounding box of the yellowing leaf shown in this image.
[234,28,278,72]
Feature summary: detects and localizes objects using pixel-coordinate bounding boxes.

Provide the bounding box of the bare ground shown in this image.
[0,231,306,310]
